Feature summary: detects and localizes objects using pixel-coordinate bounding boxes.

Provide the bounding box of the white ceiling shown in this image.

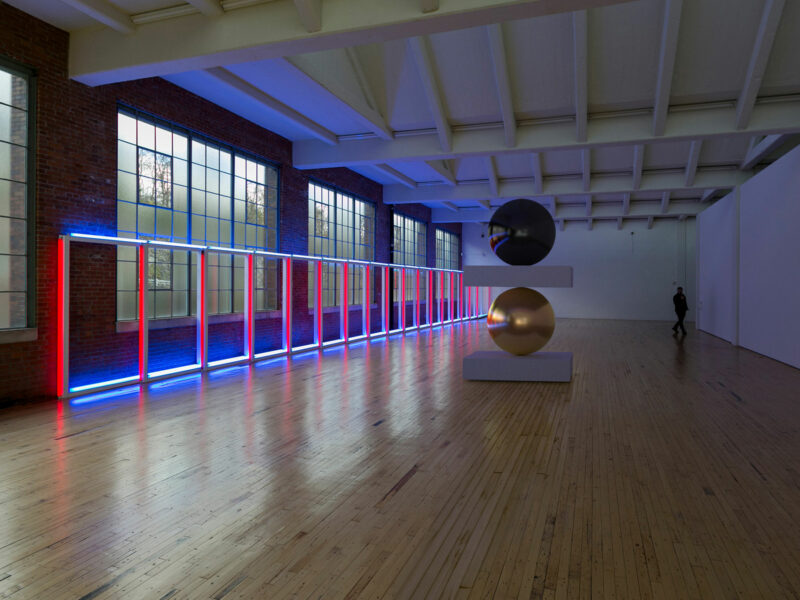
[8,0,800,228]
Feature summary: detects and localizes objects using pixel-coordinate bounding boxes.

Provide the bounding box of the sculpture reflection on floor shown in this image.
[487,199,556,356]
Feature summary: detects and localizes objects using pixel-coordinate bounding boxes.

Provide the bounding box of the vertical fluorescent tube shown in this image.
[57,237,69,397]
[341,262,349,341]
[246,254,254,360]
[315,261,322,347]
[474,286,479,317]
[138,245,148,380]
[450,272,455,322]
[199,250,208,367]
[415,269,420,328]
[383,266,390,335]
[363,265,370,338]
[459,273,464,320]
[427,270,433,326]
[283,257,292,352]
[439,271,444,325]
[400,268,406,331]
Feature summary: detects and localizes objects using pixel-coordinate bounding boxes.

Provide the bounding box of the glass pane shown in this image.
[0,216,26,255]
[0,180,26,218]
[137,120,155,150]
[0,254,25,291]
[0,292,26,329]
[0,141,26,182]
[118,112,137,144]
[0,104,26,145]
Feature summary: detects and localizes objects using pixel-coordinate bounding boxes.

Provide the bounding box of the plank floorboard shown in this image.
[1,319,800,599]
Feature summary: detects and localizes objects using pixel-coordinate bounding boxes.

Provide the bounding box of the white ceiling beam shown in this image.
[294,101,800,169]
[622,192,630,215]
[530,152,544,194]
[617,217,623,230]
[375,164,417,188]
[739,134,791,170]
[71,0,633,85]
[408,36,452,152]
[684,140,702,186]
[486,24,516,148]
[660,191,670,214]
[581,148,591,191]
[647,216,655,229]
[60,0,134,34]
[425,160,457,186]
[185,0,223,17]
[431,201,704,223]
[275,57,391,140]
[632,144,644,190]
[652,0,683,136]
[572,10,588,142]
[486,156,499,196]
[345,47,378,112]
[736,0,785,130]
[421,0,439,13]
[585,196,592,217]
[385,169,745,204]
[204,67,337,145]
[700,189,718,203]
[292,0,322,33]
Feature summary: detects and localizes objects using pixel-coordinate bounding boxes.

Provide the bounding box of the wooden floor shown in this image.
[1,320,800,599]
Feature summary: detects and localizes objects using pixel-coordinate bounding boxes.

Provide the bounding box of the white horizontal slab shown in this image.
[463,351,573,382]
[463,265,573,288]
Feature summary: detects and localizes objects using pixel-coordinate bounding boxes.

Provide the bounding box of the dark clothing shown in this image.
[673,292,688,334]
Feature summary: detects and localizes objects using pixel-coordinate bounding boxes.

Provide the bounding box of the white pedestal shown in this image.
[463,351,573,382]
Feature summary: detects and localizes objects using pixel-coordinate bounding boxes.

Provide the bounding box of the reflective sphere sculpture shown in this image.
[488,199,555,265]
[487,287,555,355]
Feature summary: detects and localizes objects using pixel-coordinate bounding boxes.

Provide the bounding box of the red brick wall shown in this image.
[0,3,460,402]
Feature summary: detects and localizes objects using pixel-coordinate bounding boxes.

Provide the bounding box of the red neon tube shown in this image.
[384,267,390,332]
[415,270,420,327]
[428,270,433,325]
[56,239,65,397]
[342,262,349,340]
[247,254,254,360]
[138,245,147,380]
[364,266,370,336]
[439,271,444,323]
[285,259,292,349]
[400,268,406,330]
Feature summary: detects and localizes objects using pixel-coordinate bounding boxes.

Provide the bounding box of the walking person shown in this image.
[672,286,688,334]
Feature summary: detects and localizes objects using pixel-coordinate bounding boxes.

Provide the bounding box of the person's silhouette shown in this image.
[672,286,688,335]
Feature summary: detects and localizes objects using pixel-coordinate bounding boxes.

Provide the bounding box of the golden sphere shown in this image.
[487,288,555,355]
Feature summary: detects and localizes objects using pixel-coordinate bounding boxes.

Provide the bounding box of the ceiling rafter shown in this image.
[736,0,785,130]
[739,134,791,170]
[572,10,588,142]
[486,24,516,148]
[585,196,592,217]
[531,152,544,194]
[292,0,322,33]
[425,160,457,186]
[700,189,718,203]
[275,57,391,140]
[407,36,452,152]
[684,140,702,186]
[652,0,683,136]
[344,47,379,112]
[486,156,499,196]
[622,192,631,215]
[204,67,337,145]
[185,0,223,17]
[632,144,645,190]
[617,217,623,230]
[647,216,655,229]
[660,191,670,213]
[384,169,745,204]
[293,101,800,169]
[587,217,593,231]
[60,0,134,34]
[374,164,417,188]
[581,148,591,191]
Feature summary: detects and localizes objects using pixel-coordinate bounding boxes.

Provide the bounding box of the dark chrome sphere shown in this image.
[488,199,555,265]
[487,287,555,355]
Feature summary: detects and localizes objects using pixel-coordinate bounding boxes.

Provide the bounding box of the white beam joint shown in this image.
[587,218,593,231]
[185,0,223,17]
[572,10,588,142]
[736,0,785,129]
[585,196,592,217]
[486,24,516,148]
[531,152,544,194]
[486,156,499,197]
[647,216,655,229]
[685,140,701,186]
[617,217,623,230]
[60,0,134,34]
[375,164,417,188]
[408,36,452,152]
[622,192,630,215]
[292,0,322,33]
[740,134,790,170]
[632,144,644,190]
[653,0,683,136]
[426,160,456,185]
[581,148,591,191]
[660,191,670,214]
[701,189,717,203]
[205,67,337,145]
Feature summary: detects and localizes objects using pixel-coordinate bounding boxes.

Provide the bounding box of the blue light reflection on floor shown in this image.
[69,384,141,406]
[69,375,139,394]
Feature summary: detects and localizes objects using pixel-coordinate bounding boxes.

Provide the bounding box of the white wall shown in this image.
[696,189,738,343]
[737,146,800,369]
[463,218,696,322]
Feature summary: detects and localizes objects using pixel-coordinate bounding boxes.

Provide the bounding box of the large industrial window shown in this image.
[116,109,279,320]
[0,60,34,331]
[308,182,375,307]
[392,213,427,301]
[435,228,460,270]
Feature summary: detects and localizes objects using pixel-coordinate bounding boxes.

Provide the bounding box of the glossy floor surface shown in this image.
[1,320,800,599]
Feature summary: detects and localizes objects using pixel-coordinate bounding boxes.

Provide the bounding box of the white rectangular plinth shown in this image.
[463,265,573,288]
[463,351,573,382]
